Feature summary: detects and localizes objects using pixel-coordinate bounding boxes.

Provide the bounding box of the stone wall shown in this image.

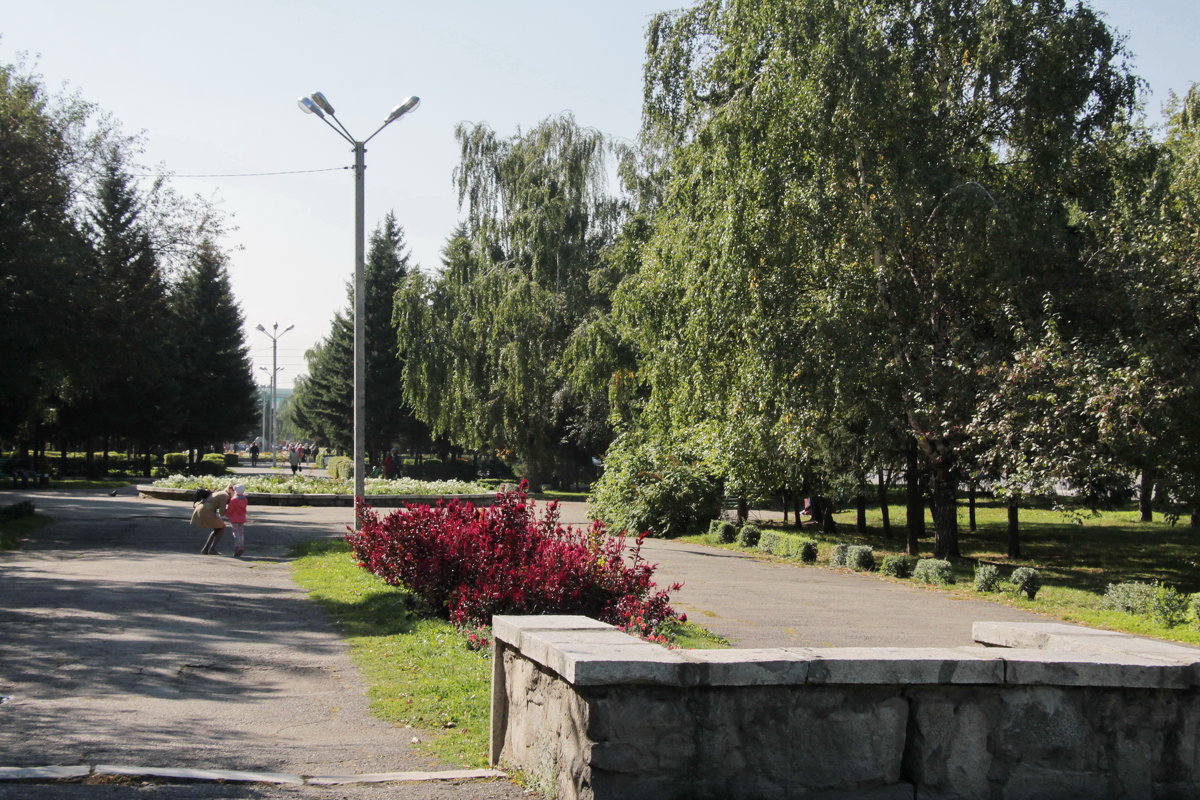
[490,616,1200,800]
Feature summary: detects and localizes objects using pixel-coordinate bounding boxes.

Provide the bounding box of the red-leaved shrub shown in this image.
[346,482,682,640]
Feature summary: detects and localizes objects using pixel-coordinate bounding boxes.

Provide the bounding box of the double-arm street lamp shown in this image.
[256,322,293,469]
[296,90,420,504]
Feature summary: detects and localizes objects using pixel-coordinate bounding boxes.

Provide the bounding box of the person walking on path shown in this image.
[191,485,233,555]
[288,445,301,475]
[226,484,249,557]
[249,442,259,467]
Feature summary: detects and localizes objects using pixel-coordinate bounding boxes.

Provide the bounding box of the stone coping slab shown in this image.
[1,765,508,786]
[137,485,495,508]
[495,616,1200,689]
[0,766,91,780]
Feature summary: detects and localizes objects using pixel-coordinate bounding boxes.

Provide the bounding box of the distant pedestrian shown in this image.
[191,485,233,555]
[288,446,301,475]
[226,484,249,558]
[249,443,260,467]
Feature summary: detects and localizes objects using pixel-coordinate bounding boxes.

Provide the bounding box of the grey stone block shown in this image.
[493,614,614,647]
[0,765,91,780]
[804,647,1005,685]
[676,647,812,686]
[999,650,1196,689]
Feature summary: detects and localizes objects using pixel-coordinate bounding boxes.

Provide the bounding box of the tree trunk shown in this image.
[855,491,867,533]
[793,493,803,527]
[781,492,789,525]
[736,497,749,526]
[905,437,923,556]
[1139,468,1155,522]
[968,482,977,532]
[930,463,961,559]
[820,497,836,532]
[1007,496,1021,559]
[878,471,892,539]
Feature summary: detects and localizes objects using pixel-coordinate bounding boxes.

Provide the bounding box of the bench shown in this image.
[0,457,50,488]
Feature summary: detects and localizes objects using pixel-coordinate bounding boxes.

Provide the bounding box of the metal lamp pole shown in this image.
[256,322,293,468]
[297,91,420,504]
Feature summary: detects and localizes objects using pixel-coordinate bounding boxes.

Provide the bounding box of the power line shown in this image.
[132,165,351,178]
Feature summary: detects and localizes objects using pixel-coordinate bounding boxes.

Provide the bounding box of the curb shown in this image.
[0,764,507,785]
[136,485,496,508]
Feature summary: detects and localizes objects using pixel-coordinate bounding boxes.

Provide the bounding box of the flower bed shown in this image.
[150,474,488,496]
[347,483,683,642]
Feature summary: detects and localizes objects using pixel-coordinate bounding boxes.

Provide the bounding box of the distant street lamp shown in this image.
[296,90,420,504]
[256,322,293,468]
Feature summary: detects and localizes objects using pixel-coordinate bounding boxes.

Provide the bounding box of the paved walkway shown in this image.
[0,489,1055,798]
[0,488,526,800]
[550,500,1051,649]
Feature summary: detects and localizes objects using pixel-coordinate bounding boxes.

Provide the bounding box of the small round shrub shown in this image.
[716,521,738,544]
[738,524,762,548]
[879,555,914,579]
[223,452,240,467]
[1194,593,1200,626]
[973,563,1002,593]
[195,453,228,476]
[1099,581,1158,615]
[707,519,725,537]
[846,545,875,571]
[830,543,850,568]
[799,539,819,563]
[1151,584,1191,628]
[913,558,955,585]
[1010,567,1041,600]
[164,452,188,472]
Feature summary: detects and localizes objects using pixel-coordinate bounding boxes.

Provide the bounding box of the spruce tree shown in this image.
[169,240,257,452]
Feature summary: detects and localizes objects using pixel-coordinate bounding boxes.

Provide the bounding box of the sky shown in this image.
[3,0,1197,388]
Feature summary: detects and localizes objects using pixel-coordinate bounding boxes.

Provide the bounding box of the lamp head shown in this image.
[256,324,267,333]
[311,92,335,115]
[297,96,325,119]
[385,96,421,123]
[283,324,295,334]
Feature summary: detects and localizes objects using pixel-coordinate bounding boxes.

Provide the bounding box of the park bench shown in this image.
[0,457,50,488]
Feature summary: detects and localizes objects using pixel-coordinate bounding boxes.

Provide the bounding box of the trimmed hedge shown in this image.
[846,545,875,571]
[913,558,955,585]
[974,563,1002,592]
[829,543,851,568]
[756,532,818,562]
[1010,567,1041,599]
[738,524,761,548]
[879,555,915,578]
[326,456,353,480]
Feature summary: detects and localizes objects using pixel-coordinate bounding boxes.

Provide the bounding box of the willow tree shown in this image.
[623,0,1136,557]
[396,115,623,485]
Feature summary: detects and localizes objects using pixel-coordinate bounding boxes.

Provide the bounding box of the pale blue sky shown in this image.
[3,1,1196,386]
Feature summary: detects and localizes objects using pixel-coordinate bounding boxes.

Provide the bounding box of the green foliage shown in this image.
[1010,567,1042,600]
[913,559,955,585]
[588,431,722,538]
[223,453,239,467]
[829,543,851,568]
[846,545,875,572]
[1151,584,1192,628]
[737,523,761,548]
[714,521,737,544]
[1100,581,1159,615]
[395,115,624,485]
[879,555,915,579]
[799,539,819,563]
[973,563,1002,593]
[325,456,353,481]
[755,531,814,561]
[194,453,228,476]
[0,501,35,523]
[164,452,188,471]
[152,474,488,496]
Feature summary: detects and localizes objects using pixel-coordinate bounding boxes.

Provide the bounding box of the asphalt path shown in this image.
[549,500,1052,649]
[0,487,527,800]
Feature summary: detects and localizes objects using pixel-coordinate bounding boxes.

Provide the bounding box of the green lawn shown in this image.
[685,496,1200,646]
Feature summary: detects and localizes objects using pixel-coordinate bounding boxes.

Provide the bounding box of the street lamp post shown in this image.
[296,91,420,504]
[256,322,293,469]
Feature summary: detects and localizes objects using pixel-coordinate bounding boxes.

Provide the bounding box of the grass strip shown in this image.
[0,514,51,550]
[290,538,493,767]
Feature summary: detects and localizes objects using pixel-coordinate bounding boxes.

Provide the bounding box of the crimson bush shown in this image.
[346,483,682,641]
